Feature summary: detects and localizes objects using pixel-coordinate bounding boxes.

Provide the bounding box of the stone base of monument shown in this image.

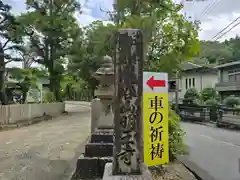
[102,163,153,180]
[70,128,114,180]
[91,129,113,143]
[72,154,112,179]
[85,143,113,157]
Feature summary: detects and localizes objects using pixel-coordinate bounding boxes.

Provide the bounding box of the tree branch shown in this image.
[4,59,13,64]
[2,39,10,49]
[0,17,7,25]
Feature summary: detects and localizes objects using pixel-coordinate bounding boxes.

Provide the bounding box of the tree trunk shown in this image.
[0,42,8,105]
[49,72,61,102]
[22,90,28,104]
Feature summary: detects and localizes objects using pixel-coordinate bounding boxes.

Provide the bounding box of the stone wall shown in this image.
[0,103,65,124]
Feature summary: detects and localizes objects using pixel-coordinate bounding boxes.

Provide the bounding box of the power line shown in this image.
[212,15,240,39]
[214,20,240,41]
[199,0,216,17]
[199,0,221,21]
[202,0,221,19]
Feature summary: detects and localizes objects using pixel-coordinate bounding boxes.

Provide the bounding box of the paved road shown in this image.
[0,102,91,180]
[182,122,240,180]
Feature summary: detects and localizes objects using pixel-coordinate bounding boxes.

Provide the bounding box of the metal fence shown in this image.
[174,105,212,122]
[173,104,240,128]
[217,107,240,127]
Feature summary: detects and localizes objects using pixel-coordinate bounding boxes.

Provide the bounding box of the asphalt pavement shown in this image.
[182,122,240,180]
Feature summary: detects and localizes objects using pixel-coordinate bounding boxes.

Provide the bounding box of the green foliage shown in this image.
[43,89,56,103]
[0,1,27,105]
[60,75,86,100]
[68,21,116,91]
[205,98,219,106]
[8,67,40,103]
[223,95,240,107]
[195,36,240,65]
[200,87,218,102]
[183,88,200,104]
[168,108,187,161]
[198,41,232,64]
[17,0,81,101]
[224,36,240,62]
[113,0,200,76]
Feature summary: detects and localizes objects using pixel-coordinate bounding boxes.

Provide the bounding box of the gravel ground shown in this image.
[152,162,197,180]
[0,103,91,180]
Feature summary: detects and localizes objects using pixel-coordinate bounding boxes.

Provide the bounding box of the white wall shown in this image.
[0,103,65,125]
[169,72,218,103]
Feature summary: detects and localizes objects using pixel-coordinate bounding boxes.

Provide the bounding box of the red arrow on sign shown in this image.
[146,76,166,90]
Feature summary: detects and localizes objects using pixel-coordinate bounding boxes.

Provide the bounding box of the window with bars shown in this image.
[185,78,188,89]
[228,68,240,82]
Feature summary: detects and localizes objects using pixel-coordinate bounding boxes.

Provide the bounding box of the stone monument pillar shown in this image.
[91,55,114,132]
[103,29,152,179]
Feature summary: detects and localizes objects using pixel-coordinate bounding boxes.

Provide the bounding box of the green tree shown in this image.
[18,0,81,101]
[198,41,232,64]
[224,95,240,107]
[183,88,200,104]
[68,21,116,94]
[0,1,25,104]
[60,74,85,100]
[200,87,218,102]
[114,0,200,77]
[225,36,240,62]
[9,68,39,103]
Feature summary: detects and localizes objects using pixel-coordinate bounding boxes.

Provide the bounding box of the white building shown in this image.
[169,62,218,103]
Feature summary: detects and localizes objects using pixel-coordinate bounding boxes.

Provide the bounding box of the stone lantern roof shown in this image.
[94,55,114,80]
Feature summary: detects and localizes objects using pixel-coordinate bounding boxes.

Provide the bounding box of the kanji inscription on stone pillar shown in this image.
[112,29,143,175]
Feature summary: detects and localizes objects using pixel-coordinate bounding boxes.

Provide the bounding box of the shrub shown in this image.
[223,95,240,107]
[205,98,218,106]
[183,88,199,104]
[200,88,218,102]
[43,89,56,103]
[168,108,188,161]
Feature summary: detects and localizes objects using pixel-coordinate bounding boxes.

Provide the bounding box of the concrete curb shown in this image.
[178,155,218,180]
[182,121,216,128]
[194,122,216,128]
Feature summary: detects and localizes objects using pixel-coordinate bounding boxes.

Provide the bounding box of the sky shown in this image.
[182,0,240,41]
[5,0,240,41]
[3,0,240,66]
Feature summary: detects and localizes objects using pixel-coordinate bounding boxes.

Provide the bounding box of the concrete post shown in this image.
[112,29,143,175]
[91,97,102,134]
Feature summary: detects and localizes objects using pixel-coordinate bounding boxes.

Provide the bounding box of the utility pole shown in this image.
[175,70,179,112]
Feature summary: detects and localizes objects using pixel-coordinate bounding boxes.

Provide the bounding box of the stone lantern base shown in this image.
[70,129,114,180]
[102,163,153,180]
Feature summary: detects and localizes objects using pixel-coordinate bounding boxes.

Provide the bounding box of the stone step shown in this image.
[71,154,112,179]
[97,126,114,130]
[91,132,113,143]
[85,143,113,157]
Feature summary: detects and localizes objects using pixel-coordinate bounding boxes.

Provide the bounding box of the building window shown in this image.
[228,69,240,82]
[236,73,240,81]
[192,78,195,87]
[228,74,235,81]
[168,81,176,92]
[185,78,188,89]
[189,78,191,88]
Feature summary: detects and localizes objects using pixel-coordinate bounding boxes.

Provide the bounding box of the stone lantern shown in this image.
[91,55,114,133]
